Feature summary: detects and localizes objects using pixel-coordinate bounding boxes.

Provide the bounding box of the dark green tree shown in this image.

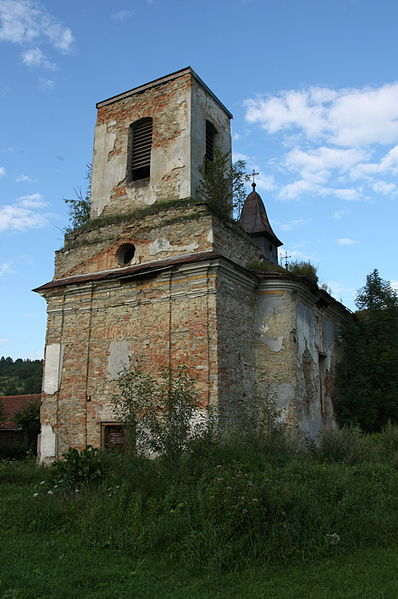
[335,269,398,432]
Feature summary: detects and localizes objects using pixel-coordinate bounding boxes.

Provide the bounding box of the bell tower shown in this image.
[90,67,232,219]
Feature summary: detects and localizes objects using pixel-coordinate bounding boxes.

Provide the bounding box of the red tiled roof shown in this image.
[0,394,41,430]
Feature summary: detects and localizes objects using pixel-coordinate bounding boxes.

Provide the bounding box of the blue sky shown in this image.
[1,0,398,359]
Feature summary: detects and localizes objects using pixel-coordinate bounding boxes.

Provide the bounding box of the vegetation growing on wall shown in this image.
[64,164,92,231]
[286,260,319,284]
[334,269,398,432]
[198,149,250,220]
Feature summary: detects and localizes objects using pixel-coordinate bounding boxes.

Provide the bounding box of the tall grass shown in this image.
[4,425,398,573]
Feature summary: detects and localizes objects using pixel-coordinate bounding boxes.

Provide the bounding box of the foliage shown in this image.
[0,356,43,395]
[246,259,287,274]
[113,362,209,461]
[198,148,250,220]
[317,426,369,465]
[334,269,398,432]
[51,446,108,489]
[6,436,398,580]
[13,399,41,436]
[64,164,92,231]
[286,260,319,284]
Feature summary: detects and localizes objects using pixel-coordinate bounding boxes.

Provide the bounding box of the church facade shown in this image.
[35,68,349,463]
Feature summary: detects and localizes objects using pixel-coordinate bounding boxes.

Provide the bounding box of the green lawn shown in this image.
[1,529,398,599]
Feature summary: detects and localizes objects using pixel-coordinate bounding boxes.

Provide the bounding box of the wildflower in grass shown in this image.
[74,489,80,493]
[325,533,340,545]
[40,480,45,485]
[47,490,53,495]
[33,493,38,497]
[252,498,259,503]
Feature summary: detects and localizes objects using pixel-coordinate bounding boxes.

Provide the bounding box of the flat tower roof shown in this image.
[96,66,233,119]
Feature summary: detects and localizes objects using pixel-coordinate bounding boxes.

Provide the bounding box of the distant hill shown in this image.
[0,357,43,396]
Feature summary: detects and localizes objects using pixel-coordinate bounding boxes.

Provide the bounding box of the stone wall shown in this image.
[40,259,220,460]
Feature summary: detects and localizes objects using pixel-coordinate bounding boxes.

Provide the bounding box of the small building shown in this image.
[35,68,349,463]
[0,394,41,453]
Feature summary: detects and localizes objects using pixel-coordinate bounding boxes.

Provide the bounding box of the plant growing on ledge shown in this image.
[198,149,250,220]
[64,164,92,231]
[286,260,319,284]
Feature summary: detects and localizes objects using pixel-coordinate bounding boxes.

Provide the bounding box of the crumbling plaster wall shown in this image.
[91,74,192,218]
[90,72,232,220]
[39,260,219,461]
[255,278,346,438]
[190,78,231,198]
[54,207,264,282]
[55,205,214,279]
[216,263,257,429]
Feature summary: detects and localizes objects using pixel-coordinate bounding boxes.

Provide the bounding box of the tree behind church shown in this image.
[334,269,398,432]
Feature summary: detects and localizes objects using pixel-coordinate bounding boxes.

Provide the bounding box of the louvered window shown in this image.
[205,120,217,162]
[128,118,153,182]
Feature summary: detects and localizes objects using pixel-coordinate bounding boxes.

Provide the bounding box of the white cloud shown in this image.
[284,146,367,183]
[0,193,49,232]
[15,173,32,182]
[333,210,348,219]
[370,180,397,195]
[0,262,11,275]
[0,0,73,51]
[255,173,277,192]
[38,76,55,90]
[0,337,8,343]
[244,82,398,203]
[337,238,357,245]
[17,192,46,207]
[0,0,74,67]
[278,218,310,232]
[0,166,5,176]
[22,46,55,69]
[391,281,398,291]
[245,83,398,147]
[111,9,134,20]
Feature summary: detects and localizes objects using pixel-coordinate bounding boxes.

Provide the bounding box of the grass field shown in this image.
[2,428,398,599]
[1,525,398,598]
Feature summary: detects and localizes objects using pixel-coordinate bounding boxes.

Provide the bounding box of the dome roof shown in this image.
[239,186,283,247]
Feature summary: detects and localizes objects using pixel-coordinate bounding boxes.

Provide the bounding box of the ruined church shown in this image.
[35,68,348,463]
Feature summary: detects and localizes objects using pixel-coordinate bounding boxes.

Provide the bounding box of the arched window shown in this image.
[128,117,153,182]
[205,120,217,162]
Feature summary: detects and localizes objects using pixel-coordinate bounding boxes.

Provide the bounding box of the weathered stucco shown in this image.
[90,68,231,219]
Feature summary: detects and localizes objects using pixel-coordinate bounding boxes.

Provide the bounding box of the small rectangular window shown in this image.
[205,120,217,162]
[128,118,153,182]
[102,423,125,450]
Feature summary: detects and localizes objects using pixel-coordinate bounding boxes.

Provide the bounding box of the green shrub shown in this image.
[286,260,319,284]
[51,446,108,489]
[317,426,369,465]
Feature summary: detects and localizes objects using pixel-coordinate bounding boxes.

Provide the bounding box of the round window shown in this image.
[116,243,135,266]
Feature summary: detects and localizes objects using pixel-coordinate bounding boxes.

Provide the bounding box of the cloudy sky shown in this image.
[1,0,398,358]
